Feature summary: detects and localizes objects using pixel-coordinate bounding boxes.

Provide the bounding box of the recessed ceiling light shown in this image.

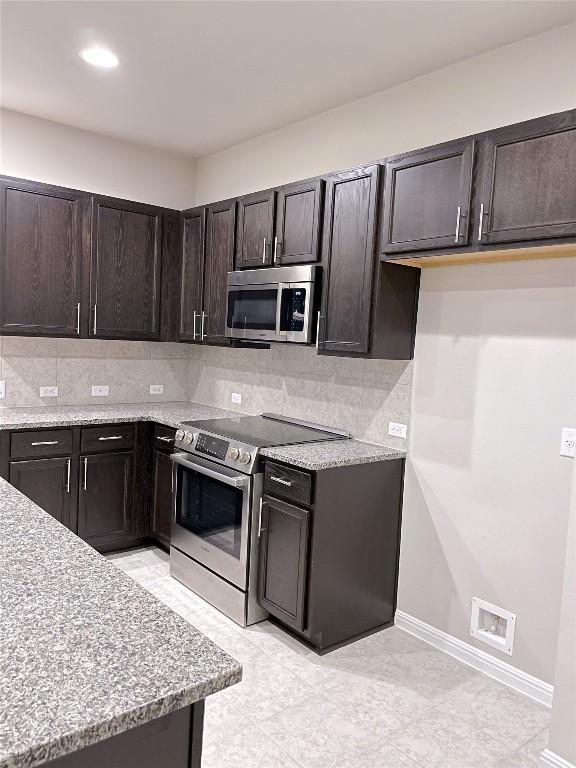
[80,47,119,69]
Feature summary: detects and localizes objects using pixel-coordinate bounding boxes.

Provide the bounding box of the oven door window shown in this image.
[227,287,278,331]
[176,467,244,559]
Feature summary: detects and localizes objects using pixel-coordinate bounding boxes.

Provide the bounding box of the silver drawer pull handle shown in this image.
[66,459,71,494]
[270,476,292,486]
[31,441,58,446]
[83,457,88,491]
[454,205,462,243]
[478,202,486,240]
[158,436,174,443]
[98,435,123,441]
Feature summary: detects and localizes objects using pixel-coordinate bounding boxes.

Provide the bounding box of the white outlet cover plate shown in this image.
[470,597,516,655]
[40,386,58,398]
[0,380,5,399]
[91,385,109,397]
[231,392,242,404]
[389,421,407,439]
[150,384,164,395]
[560,427,576,458]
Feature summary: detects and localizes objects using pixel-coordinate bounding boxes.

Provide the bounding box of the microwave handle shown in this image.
[171,453,251,489]
[275,283,286,338]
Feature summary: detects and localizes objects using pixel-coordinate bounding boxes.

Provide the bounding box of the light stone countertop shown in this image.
[0,476,242,768]
[260,439,406,470]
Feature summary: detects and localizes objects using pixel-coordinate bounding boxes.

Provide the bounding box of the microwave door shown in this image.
[226,283,283,342]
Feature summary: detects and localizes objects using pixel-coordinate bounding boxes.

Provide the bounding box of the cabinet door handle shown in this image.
[93,304,98,335]
[270,476,292,486]
[76,302,81,335]
[193,310,197,341]
[66,459,71,494]
[258,498,265,537]
[83,458,88,491]
[274,236,279,263]
[478,203,486,241]
[98,435,123,441]
[454,205,462,243]
[315,311,322,350]
[201,311,206,341]
[31,440,59,446]
[262,238,267,264]
[158,436,174,443]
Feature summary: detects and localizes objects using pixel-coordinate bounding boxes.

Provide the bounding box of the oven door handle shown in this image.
[171,453,251,489]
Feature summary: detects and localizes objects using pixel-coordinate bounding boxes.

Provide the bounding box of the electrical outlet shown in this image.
[560,427,576,458]
[0,380,5,399]
[388,422,407,439]
[231,392,242,405]
[150,384,164,395]
[40,386,58,398]
[91,385,109,397]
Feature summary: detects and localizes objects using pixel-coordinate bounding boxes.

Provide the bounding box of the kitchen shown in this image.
[1,3,576,768]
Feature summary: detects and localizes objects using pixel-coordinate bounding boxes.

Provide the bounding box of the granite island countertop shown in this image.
[0,477,242,768]
[260,439,406,470]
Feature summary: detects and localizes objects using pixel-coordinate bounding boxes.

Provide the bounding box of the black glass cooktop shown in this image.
[181,414,347,448]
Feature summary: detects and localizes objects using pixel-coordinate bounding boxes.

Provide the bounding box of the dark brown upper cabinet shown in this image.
[179,207,206,342]
[273,179,323,265]
[319,164,419,359]
[319,165,380,355]
[0,177,87,337]
[380,139,475,255]
[235,189,275,268]
[179,200,235,343]
[90,196,163,339]
[476,111,576,245]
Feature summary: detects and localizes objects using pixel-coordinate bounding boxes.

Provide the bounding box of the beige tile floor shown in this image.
[107,547,550,768]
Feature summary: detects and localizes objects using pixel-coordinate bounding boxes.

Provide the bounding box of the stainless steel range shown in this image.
[169,413,348,626]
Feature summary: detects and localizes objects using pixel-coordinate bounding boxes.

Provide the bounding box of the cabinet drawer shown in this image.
[10,429,73,459]
[81,424,135,453]
[154,425,177,452]
[264,461,313,507]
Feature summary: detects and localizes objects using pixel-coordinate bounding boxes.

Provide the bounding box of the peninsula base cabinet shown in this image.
[9,456,75,529]
[44,702,205,768]
[259,457,404,652]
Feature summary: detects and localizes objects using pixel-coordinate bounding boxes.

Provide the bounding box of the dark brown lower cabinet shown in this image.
[260,457,405,652]
[258,498,310,632]
[152,449,173,549]
[9,456,74,529]
[78,451,133,551]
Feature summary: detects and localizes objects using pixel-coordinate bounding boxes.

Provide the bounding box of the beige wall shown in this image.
[191,23,576,683]
[194,23,576,204]
[0,337,190,407]
[187,344,412,448]
[0,109,196,209]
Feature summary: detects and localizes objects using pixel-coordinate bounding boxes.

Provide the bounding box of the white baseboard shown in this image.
[395,610,554,708]
[539,749,576,768]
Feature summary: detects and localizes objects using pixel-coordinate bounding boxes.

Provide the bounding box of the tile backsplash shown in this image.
[0,337,190,407]
[0,338,413,446]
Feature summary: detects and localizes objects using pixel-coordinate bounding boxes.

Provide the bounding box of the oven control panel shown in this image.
[195,433,230,461]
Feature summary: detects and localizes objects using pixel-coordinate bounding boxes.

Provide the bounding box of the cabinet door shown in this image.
[258,497,310,631]
[203,199,236,341]
[179,207,205,342]
[274,179,323,265]
[90,197,162,339]
[477,111,576,244]
[152,450,173,549]
[319,165,380,355]
[235,189,275,268]
[9,457,73,529]
[0,178,85,336]
[78,451,133,550]
[381,139,475,255]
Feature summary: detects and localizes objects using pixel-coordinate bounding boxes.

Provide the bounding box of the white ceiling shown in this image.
[2,1,576,157]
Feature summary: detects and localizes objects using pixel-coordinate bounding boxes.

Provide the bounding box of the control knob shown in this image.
[175,429,185,442]
[183,431,194,445]
[239,450,252,465]
[228,447,240,461]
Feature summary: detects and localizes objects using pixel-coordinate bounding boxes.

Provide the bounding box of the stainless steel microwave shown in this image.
[226,265,318,344]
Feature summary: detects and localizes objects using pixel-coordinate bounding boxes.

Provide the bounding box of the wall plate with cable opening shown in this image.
[470,598,516,655]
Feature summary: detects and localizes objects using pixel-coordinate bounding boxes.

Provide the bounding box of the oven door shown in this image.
[226,282,283,342]
[171,453,251,589]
